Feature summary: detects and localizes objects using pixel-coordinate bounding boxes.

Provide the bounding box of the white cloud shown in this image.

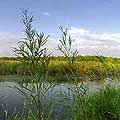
[1,28,120,57]
[0,33,22,57]
[42,12,51,16]
[69,27,89,35]
[68,27,120,57]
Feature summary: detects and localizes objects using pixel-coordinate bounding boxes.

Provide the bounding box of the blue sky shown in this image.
[1,0,120,57]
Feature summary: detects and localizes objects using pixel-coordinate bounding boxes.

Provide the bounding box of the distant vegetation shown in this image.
[0,55,120,80]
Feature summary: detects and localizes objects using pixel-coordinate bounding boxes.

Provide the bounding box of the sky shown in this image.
[1,0,120,57]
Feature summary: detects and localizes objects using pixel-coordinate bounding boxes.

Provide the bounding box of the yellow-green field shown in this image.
[0,58,120,80]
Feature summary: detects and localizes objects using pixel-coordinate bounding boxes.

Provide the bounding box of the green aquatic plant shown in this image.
[57,26,79,80]
[13,9,55,120]
[13,9,51,77]
[69,86,120,120]
[58,26,78,66]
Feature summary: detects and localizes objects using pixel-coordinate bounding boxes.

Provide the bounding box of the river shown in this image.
[0,75,119,120]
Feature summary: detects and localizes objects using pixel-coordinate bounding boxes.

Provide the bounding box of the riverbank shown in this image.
[0,58,120,81]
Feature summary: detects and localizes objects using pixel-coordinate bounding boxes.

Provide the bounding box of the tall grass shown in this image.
[11,9,55,120]
[70,86,120,120]
[1,59,120,80]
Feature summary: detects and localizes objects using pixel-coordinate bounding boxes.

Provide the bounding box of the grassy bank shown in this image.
[71,86,120,120]
[0,58,120,80]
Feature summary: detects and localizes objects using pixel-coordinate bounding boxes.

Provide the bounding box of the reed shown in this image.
[70,86,120,120]
[1,59,120,80]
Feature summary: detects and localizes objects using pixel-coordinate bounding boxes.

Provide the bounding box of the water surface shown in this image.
[0,76,119,119]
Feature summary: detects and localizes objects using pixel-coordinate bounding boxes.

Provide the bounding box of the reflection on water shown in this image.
[0,76,119,119]
[0,82,24,119]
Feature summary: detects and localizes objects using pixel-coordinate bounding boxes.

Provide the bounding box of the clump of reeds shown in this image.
[70,86,120,120]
